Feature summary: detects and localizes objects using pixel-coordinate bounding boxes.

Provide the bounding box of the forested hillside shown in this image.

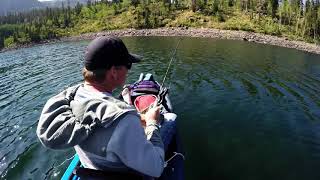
[0,0,319,50]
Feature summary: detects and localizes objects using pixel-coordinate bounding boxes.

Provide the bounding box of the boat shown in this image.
[61,73,185,180]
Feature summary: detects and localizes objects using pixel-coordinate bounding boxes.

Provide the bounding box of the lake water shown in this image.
[0,37,320,180]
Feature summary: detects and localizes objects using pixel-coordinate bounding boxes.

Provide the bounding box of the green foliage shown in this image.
[4,36,15,48]
[212,0,220,15]
[168,11,211,27]
[262,19,281,35]
[223,16,256,31]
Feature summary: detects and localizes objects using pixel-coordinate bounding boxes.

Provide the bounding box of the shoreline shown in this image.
[2,28,320,55]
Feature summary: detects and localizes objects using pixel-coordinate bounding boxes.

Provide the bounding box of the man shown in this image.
[37,36,164,177]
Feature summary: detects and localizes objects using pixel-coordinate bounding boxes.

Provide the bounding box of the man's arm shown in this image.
[36,85,92,149]
[107,113,164,177]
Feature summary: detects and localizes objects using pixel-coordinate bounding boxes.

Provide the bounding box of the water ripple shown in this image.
[0,37,320,180]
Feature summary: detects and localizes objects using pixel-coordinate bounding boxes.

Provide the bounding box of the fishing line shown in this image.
[51,154,75,174]
[161,38,182,87]
[54,154,75,168]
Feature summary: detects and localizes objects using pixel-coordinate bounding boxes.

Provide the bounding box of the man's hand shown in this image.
[143,106,160,125]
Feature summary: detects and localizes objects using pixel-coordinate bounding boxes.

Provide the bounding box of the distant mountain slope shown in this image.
[0,0,44,15]
[41,0,93,8]
[0,0,99,15]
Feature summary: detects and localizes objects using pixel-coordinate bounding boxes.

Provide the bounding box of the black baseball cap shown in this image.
[84,36,141,70]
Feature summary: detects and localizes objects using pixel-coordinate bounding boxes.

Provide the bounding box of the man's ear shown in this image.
[110,66,118,80]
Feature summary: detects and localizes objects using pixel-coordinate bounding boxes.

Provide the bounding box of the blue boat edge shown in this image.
[61,154,80,180]
[61,132,185,180]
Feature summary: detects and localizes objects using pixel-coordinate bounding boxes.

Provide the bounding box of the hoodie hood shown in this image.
[36,84,136,149]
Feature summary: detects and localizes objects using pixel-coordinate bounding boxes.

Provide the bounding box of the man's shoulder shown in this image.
[109,112,141,129]
[120,112,141,121]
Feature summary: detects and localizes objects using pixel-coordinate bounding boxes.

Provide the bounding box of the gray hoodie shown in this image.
[37,84,164,177]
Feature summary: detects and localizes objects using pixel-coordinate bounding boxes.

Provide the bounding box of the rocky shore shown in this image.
[2,28,320,55]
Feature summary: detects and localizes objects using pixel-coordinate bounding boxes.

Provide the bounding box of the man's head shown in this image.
[83,36,141,90]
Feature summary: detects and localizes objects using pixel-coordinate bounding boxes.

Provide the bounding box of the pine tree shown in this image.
[279,0,286,24]
[311,0,319,40]
[303,0,312,38]
[257,0,268,21]
[317,2,320,40]
[212,0,219,15]
[75,2,83,15]
[0,36,4,49]
[268,0,278,18]
[191,0,197,12]
[293,0,302,36]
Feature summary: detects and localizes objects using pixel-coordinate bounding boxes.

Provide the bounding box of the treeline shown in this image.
[190,0,320,41]
[0,1,83,49]
[1,0,320,50]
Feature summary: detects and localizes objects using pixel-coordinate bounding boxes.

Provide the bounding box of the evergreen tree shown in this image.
[0,36,4,49]
[303,0,312,37]
[268,0,278,18]
[257,0,268,20]
[191,0,197,12]
[228,0,234,7]
[75,2,83,15]
[212,0,219,15]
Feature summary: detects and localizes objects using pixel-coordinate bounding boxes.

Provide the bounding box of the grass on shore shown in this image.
[58,6,307,43]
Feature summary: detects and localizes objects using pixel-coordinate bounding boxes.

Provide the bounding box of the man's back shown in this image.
[71,85,165,177]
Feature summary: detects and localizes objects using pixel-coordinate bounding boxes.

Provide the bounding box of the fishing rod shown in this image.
[161,38,182,87]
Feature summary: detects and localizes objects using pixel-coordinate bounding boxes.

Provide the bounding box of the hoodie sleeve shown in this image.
[107,113,165,177]
[36,85,96,149]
